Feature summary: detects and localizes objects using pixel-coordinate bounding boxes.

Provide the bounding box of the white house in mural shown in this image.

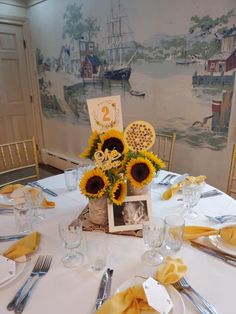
[57,39,97,75]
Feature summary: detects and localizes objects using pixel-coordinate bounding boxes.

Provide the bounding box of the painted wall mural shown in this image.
[29,0,236,189]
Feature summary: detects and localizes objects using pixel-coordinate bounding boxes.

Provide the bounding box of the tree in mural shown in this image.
[189,9,235,34]
[63,3,85,40]
[63,4,101,43]
[84,17,100,41]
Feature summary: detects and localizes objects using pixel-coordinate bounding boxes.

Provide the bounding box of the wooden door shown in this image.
[0,23,33,144]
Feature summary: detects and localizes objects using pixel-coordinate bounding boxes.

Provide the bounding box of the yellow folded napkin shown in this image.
[41,198,55,208]
[96,284,153,314]
[10,186,55,209]
[3,232,41,261]
[0,184,24,194]
[155,256,187,285]
[184,225,236,246]
[162,175,206,200]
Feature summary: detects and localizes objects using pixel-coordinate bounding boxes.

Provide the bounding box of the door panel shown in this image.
[0,23,33,143]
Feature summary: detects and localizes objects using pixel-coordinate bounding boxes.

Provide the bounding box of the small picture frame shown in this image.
[108,194,152,233]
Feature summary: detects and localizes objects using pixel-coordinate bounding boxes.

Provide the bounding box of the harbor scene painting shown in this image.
[36,0,236,153]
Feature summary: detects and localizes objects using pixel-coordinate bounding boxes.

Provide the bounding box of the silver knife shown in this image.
[0,234,27,241]
[29,182,58,197]
[191,242,236,267]
[95,268,113,310]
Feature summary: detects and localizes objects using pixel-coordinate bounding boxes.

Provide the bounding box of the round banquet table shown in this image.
[0,170,236,314]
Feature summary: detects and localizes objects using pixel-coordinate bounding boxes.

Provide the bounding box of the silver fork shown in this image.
[14,255,53,313]
[179,278,219,314]
[7,256,44,311]
[205,214,236,224]
[173,281,211,313]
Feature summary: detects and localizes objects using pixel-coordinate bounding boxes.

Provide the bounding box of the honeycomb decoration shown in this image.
[124,120,156,151]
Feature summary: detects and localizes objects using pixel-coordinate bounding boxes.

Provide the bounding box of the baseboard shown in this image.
[41,149,91,170]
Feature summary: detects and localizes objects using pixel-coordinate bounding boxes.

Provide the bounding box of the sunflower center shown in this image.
[114,184,122,200]
[102,137,124,153]
[85,176,105,194]
[131,163,150,182]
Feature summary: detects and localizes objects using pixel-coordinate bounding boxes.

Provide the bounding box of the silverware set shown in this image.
[95,268,113,310]
[27,182,58,197]
[173,277,219,314]
[177,189,222,201]
[0,208,14,214]
[191,241,236,268]
[205,214,236,224]
[158,174,177,185]
[0,234,27,242]
[7,255,53,313]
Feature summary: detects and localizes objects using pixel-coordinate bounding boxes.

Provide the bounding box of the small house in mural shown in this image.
[57,45,71,72]
[81,54,101,78]
[208,26,236,73]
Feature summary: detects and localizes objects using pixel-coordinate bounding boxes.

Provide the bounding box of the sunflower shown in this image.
[126,157,155,188]
[79,168,109,199]
[98,129,127,155]
[140,150,165,171]
[80,131,100,159]
[110,179,127,205]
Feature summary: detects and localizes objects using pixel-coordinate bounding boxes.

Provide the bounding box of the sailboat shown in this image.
[103,0,135,81]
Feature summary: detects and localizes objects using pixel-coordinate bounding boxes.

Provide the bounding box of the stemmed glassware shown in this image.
[58,218,83,268]
[182,183,203,220]
[142,217,165,266]
[24,186,45,223]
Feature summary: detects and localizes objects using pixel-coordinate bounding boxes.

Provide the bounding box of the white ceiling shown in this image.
[0,0,46,7]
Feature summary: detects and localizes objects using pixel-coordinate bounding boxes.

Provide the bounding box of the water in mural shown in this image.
[36,0,235,151]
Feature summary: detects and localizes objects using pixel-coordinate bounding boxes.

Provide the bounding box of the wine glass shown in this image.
[142,218,165,266]
[58,218,83,268]
[182,183,202,220]
[24,186,45,223]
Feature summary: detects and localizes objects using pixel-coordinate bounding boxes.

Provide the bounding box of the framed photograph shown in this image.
[108,194,152,233]
[87,95,123,133]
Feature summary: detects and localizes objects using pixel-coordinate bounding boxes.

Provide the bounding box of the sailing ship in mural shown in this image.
[102,0,135,81]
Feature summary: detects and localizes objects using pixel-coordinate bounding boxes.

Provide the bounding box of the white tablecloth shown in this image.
[1,171,236,314]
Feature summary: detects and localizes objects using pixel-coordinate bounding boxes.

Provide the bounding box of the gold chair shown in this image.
[0,137,40,187]
[227,144,236,196]
[153,133,176,171]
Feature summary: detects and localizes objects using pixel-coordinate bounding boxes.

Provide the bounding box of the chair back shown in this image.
[153,133,176,171]
[227,144,236,197]
[0,137,39,187]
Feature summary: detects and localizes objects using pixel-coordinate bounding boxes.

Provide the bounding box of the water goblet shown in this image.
[182,183,202,220]
[58,219,83,268]
[142,218,165,266]
[24,186,44,223]
[164,214,185,254]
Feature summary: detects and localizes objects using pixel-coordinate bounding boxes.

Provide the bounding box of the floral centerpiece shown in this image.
[79,128,164,225]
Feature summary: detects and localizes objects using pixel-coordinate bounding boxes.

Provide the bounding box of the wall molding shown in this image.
[0,0,46,7]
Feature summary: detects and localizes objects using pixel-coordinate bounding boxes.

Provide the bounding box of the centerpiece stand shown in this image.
[72,204,143,238]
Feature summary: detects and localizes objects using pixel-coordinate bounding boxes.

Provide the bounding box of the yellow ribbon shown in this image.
[184,225,236,246]
[162,175,206,200]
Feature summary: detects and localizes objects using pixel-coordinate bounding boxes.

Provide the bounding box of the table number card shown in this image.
[87,95,123,132]
[143,277,173,314]
[0,255,16,285]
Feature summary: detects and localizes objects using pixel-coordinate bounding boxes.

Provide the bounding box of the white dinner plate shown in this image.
[208,235,236,256]
[0,256,27,289]
[116,277,185,314]
[0,194,15,206]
